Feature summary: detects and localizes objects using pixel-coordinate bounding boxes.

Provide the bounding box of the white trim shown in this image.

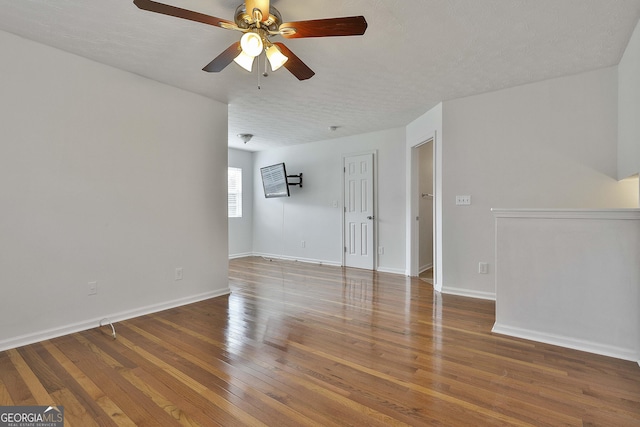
[229,252,253,260]
[251,252,342,267]
[442,286,496,301]
[492,208,640,220]
[376,266,407,275]
[0,289,230,353]
[492,322,638,362]
[419,263,433,274]
[234,252,403,273]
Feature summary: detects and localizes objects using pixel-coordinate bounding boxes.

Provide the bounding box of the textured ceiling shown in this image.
[1,0,639,151]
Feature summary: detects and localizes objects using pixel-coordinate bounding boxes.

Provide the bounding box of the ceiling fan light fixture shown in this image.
[266,45,288,71]
[240,32,263,57]
[233,50,255,72]
[133,0,368,81]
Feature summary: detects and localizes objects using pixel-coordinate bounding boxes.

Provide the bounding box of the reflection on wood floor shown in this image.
[419,267,433,284]
[1,256,639,426]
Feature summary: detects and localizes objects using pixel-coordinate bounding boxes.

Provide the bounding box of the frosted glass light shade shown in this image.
[240,32,263,57]
[233,51,255,72]
[266,45,288,71]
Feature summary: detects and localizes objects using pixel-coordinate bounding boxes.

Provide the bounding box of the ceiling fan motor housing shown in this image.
[234,4,282,32]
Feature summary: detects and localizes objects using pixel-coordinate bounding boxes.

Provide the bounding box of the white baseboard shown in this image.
[376,266,406,275]
[251,252,342,267]
[442,286,496,301]
[249,252,407,275]
[419,263,433,274]
[0,288,230,353]
[492,322,638,362]
[229,252,253,260]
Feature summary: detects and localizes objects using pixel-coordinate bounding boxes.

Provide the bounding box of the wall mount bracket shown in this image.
[287,173,303,188]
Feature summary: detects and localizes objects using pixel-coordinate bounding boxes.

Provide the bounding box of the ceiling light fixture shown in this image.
[265,44,288,71]
[233,50,256,72]
[238,133,253,143]
[233,32,264,71]
[240,32,263,56]
[234,33,289,73]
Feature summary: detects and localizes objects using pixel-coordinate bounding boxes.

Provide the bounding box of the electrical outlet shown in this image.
[301,240,306,248]
[456,195,471,205]
[175,267,183,281]
[478,262,489,274]
[88,281,97,296]
[378,246,384,255]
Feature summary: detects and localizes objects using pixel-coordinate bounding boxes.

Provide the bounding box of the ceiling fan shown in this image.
[133,0,368,80]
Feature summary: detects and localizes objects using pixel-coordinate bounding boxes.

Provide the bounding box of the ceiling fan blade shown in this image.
[202,42,241,72]
[279,16,367,39]
[245,0,270,22]
[133,0,237,30]
[273,43,315,81]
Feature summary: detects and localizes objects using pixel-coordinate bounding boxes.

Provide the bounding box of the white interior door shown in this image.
[344,153,374,269]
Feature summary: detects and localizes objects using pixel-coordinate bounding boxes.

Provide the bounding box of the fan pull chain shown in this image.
[263,55,269,77]
[257,54,261,90]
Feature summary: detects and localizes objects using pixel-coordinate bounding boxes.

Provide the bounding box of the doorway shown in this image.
[418,141,434,282]
[408,134,441,291]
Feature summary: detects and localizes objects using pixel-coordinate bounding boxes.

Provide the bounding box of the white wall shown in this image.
[443,67,639,298]
[408,69,638,299]
[0,31,229,350]
[619,18,640,182]
[493,209,640,362]
[252,128,407,273]
[228,148,254,258]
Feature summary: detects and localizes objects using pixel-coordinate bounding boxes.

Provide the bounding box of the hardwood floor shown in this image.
[1,256,639,426]
[419,268,433,284]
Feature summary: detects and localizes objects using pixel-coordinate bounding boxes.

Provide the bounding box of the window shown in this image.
[228,167,242,218]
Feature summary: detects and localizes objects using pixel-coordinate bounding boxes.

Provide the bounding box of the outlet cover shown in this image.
[88,281,97,296]
[175,267,183,281]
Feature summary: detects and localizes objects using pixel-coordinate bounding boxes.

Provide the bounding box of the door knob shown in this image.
[367,215,374,220]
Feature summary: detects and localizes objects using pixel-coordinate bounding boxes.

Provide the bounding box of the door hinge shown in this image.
[344,246,347,253]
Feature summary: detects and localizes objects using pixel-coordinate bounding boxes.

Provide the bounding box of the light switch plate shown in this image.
[478,262,488,274]
[456,195,471,205]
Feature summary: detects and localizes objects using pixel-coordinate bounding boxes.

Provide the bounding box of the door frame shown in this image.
[408,133,442,291]
[416,140,435,274]
[342,150,378,269]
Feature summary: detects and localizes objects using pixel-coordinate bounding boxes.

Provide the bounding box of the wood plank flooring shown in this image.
[1,256,639,426]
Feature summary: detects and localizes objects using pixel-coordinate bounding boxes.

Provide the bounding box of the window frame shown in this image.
[228,167,243,218]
